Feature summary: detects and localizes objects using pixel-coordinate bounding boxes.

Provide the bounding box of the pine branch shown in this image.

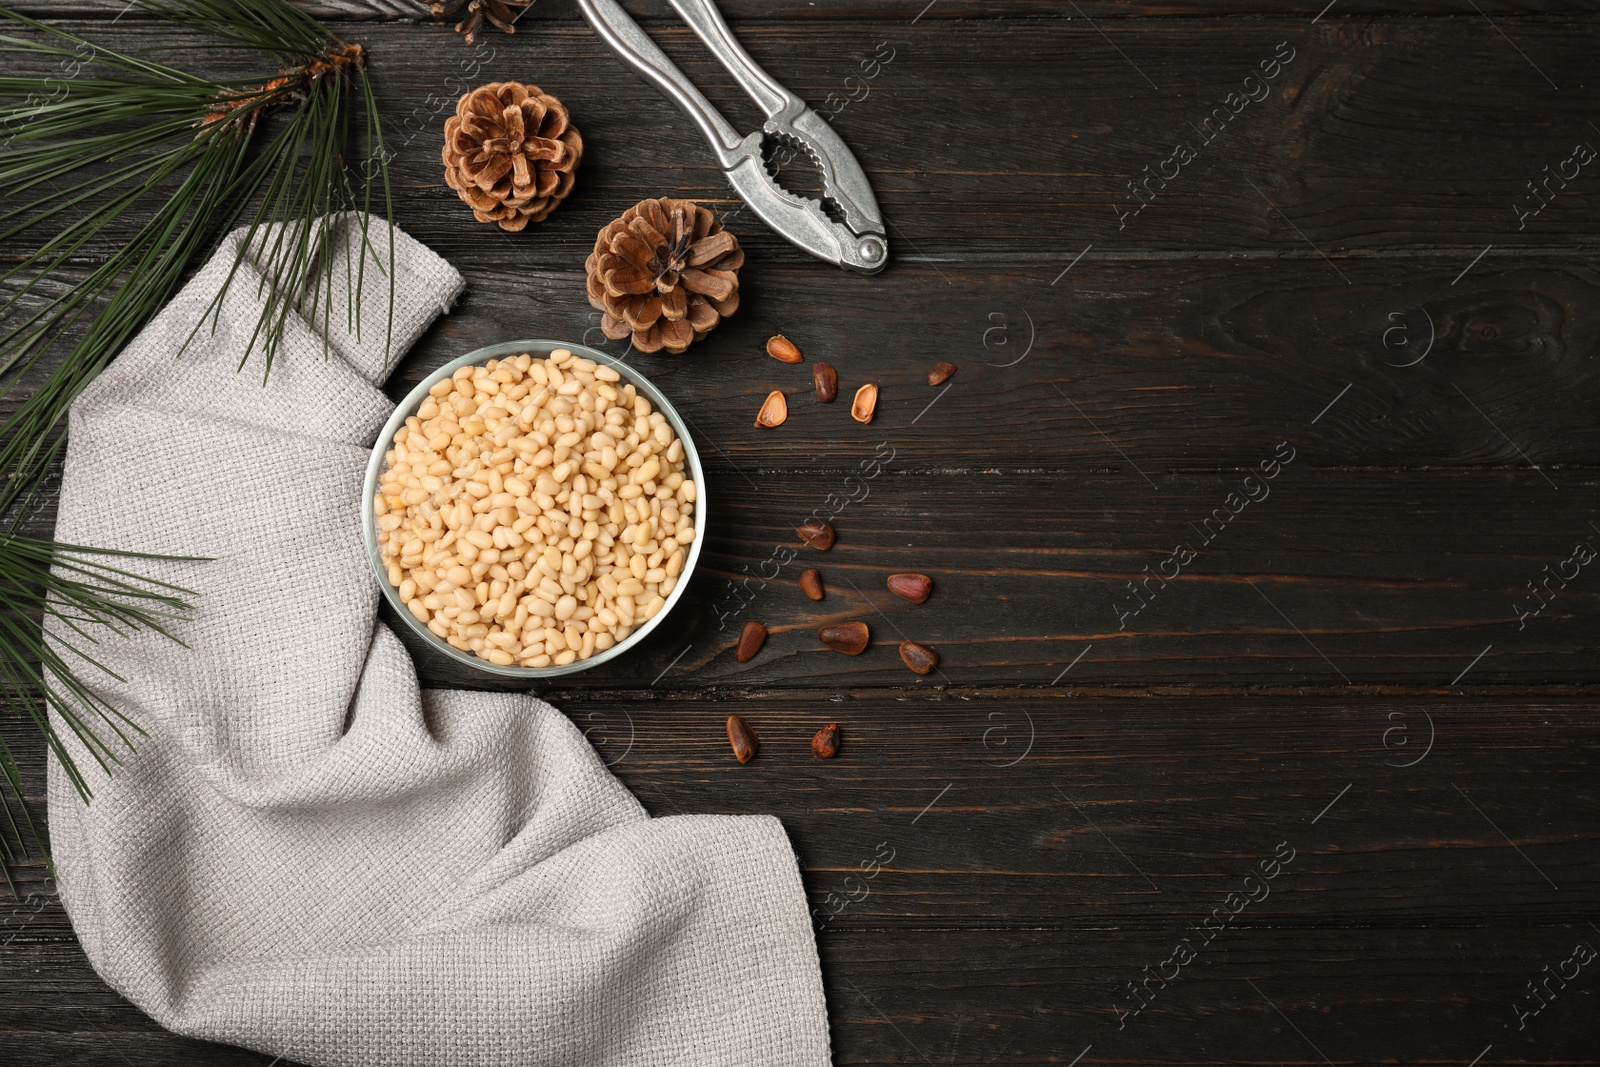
[0,0,392,895]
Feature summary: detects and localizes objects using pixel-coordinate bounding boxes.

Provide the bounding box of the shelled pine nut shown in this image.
[376,350,695,668]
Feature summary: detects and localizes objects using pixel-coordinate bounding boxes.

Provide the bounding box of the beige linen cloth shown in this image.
[45,216,830,1066]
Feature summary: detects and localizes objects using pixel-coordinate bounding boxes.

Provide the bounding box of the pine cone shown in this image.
[431,0,529,46]
[585,198,743,355]
[442,82,581,232]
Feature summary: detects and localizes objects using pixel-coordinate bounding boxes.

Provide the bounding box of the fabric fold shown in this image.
[45,215,831,1067]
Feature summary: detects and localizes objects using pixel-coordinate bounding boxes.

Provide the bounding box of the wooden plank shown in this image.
[10,0,423,18]
[7,925,1600,1065]
[6,686,1598,1062]
[374,256,1600,470]
[821,925,1600,1065]
[10,253,1600,472]
[375,465,1600,689]
[4,463,1594,688]
[365,16,1600,259]
[7,693,1597,936]
[3,18,1597,268]
[18,1,1600,22]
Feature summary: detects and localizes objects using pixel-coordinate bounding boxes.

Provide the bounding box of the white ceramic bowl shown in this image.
[362,339,707,679]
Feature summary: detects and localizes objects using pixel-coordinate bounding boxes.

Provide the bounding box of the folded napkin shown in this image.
[45,216,830,1066]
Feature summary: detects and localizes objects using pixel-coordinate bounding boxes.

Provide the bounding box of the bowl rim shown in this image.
[361,338,708,680]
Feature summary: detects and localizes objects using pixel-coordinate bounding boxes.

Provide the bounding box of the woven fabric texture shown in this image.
[45,216,830,1067]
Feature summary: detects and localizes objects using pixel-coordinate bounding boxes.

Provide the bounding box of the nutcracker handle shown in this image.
[665,0,797,122]
[574,0,749,166]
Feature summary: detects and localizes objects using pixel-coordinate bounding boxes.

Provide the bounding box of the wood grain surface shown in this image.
[2,1,1597,1065]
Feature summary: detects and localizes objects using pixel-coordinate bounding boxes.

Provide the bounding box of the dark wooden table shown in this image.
[4,0,1599,1063]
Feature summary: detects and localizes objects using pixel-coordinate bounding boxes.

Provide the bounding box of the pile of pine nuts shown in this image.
[374,349,696,668]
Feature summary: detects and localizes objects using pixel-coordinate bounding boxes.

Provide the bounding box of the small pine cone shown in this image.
[584,197,743,355]
[432,0,529,46]
[442,82,581,232]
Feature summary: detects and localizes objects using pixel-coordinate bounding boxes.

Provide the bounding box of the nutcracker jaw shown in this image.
[576,0,889,275]
[723,132,888,275]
